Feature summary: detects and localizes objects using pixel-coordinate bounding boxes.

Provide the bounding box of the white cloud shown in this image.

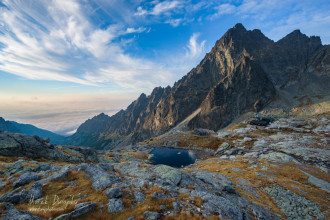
[126,27,147,34]
[186,33,206,60]
[151,1,181,15]
[0,0,109,85]
[209,3,236,20]
[135,6,147,16]
[135,1,183,16]
[165,18,183,27]
[0,0,209,91]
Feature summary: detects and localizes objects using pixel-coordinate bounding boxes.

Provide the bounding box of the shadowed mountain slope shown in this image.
[0,117,65,144]
[66,23,329,149]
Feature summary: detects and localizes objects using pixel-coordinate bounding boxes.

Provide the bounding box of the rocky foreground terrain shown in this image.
[0,112,329,219]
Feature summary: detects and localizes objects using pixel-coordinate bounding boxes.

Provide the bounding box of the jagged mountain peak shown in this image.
[232,23,246,31]
[278,29,322,46]
[66,24,329,149]
[211,23,273,61]
[138,93,147,99]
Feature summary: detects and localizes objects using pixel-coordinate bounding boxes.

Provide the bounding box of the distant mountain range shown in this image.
[0,117,65,144]
[66,23,330,149]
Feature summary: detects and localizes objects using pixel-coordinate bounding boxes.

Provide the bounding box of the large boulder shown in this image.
[1,188,29,204]
[54,201,97,220]
[75,164,118,190]
[38,165,75,184]
[0,202,44,220]
[0,132,61,160]
[153,165,182,186]
[13,173,41,188]
[0,131,99,162]
[60,146,99,163]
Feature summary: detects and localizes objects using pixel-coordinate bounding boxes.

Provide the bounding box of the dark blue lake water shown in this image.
[150,147,197,168]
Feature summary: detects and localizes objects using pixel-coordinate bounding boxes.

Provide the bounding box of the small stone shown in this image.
[143,211,160,220]
[173,201,179,211]
[71,201,97,218]
[33,163,52,172]
[223,185,238,194]
[215,142,231,155]
[28,182,43,200]
[105,188,123,199]
[98,163,115,172]
[107,198,124,213]
[231,168,242,172]
[151,192,166,199]
[134,191,146,203]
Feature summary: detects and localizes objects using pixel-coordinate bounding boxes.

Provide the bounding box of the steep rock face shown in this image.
[67,24,329,149]
[287,45,330,94]
[258,30,322,87]
[188,57,276,130]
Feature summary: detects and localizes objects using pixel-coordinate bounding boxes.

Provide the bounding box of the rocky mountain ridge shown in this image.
[66,23,329,149]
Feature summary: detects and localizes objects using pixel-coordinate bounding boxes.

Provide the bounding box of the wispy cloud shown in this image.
[0,0,209,90]
[165,18,183,27]
[209,4,236,20]
[126,27,148,34]
[135,1,183,16]
[185,33,206,60]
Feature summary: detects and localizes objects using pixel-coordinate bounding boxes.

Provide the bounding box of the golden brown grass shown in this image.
[187,156,330,218]
[0,203,8,218]
[133,151,149,160]
[164,212,221,220]
[178,135,225,150]
[225,122,248,131]
[63,150,82,158]
[0,155,21,163]
[79,183,175,220]
[16,170,108,219]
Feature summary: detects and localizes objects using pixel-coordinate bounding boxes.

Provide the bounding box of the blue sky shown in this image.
[0,0,329,135]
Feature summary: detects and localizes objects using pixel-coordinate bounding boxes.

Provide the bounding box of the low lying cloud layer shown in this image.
[0,92,136,135]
